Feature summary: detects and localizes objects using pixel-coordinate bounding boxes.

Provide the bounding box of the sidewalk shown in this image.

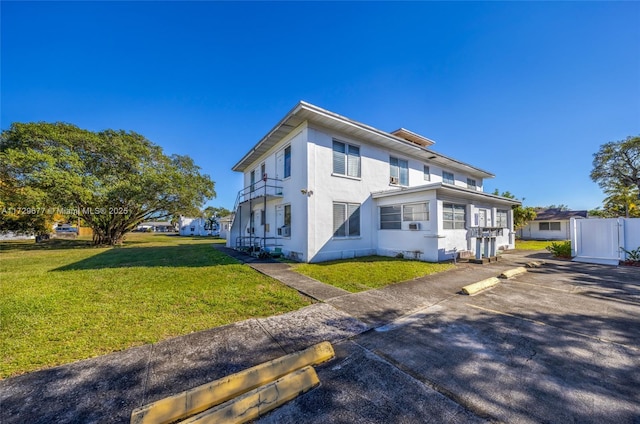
[214,245,350,301]
[1,248,535,424]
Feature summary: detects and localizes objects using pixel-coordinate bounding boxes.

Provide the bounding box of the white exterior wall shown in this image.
[306,126,378,262]
[179,217,208,236]
[375,190,440,262]
[232,124,310,260]
[423,163,483,192]
[219,217,232,240]
[519,220,571,240]
[230,120,512,263]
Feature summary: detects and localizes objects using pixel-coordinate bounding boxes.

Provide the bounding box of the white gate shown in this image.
[570,217,640,265]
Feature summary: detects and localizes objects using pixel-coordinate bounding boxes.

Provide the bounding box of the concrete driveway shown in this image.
[259,253,640,423]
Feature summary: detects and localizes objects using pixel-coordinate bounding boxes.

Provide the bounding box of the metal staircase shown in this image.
[229,176,284,256]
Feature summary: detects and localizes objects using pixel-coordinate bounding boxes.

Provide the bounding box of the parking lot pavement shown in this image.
[350,261,640,424]
[258,340,488,424]
[257,257,640,424]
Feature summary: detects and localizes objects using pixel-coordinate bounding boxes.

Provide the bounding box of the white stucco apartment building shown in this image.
[227,101,520,263]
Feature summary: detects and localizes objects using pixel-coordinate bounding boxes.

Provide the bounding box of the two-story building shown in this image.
[227,101,520,263]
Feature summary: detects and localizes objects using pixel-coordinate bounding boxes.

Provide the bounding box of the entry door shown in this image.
[478,210,487,227]
[276,205,284,228]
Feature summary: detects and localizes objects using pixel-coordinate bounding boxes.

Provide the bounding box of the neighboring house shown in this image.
[218,215,233,240]
[518,208,588,240]
[227,101,520,263]
[178,216,218,236]
[136,221,176,232]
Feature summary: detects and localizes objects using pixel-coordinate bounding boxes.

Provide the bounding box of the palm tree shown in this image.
[602,184,639,218]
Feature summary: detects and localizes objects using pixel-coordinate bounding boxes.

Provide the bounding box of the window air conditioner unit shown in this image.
[409,223,420,230]
[277,226,291,237]
[390,176,399,185]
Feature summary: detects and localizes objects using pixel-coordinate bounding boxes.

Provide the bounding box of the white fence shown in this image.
[570,217,640,265]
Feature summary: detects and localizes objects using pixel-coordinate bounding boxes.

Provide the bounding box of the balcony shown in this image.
[233,178,283,211]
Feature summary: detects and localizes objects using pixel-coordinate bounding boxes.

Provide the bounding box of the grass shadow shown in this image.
[54,243,237,271]
[0,238,95,251]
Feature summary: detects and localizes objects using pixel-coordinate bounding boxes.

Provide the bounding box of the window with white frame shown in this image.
[333,202,360,237]
[496,209,509,228]
[379,205,401,229]
[467,178,476,189]
[443,203,466,229]
[390,157,408,185]
[539,222,561,231]
[403,202,429,221]
[332,140,360,178]
[496,209,508,227]
[443,171,455,184]
[284,204,291,227]
[284,146,291,178]
[423,165,430,181]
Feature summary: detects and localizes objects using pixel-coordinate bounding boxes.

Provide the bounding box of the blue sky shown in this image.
[2,1,639,212]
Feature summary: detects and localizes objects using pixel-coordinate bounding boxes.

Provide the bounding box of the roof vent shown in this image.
[390,128,435,147]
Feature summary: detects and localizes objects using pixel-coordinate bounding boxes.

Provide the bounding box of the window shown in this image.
[380,205,401,229]
[443,203,466,229]
[260,209,265,226]
[496,210,508,227]
[423,165,430,181]
[467,178,476,189]
[443,171,455,184]
[539,222,561,231]
[261,163,266,180]
[333,203,360,237]
[332,140,360,178]
[284,146,291,178]
[390,157,408,185]
[284,204,291,227]
[250,170,255,188]
[403,203,429,221]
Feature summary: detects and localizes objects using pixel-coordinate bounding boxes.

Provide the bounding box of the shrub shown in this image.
[546,241,572,258]
[620,246,640,262]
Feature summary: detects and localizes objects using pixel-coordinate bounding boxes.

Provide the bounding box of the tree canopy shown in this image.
[203,205,232,218]
[492,189,537,229]
[590,182,639,218]
[1,122,215,245]
[591,135,640,199]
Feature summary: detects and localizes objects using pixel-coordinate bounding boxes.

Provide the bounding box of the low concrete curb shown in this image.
[130,342,334,424]
[499,267,528,279]
[182,366,319,424]
[461,277,501,295]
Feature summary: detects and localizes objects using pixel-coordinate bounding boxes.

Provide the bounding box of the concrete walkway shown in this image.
[213,245,349,301]
[1,248,553,424]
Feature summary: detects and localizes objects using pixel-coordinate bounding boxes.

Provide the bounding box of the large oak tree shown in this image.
[1,122,215,245]
[591,135,640,199]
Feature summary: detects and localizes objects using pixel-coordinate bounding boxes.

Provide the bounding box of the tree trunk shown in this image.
[91,226,125,246]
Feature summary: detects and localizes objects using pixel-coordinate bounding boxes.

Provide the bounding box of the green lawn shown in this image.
[0,233,311,378]
[292,256,455,293]
[515,240,568,250]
